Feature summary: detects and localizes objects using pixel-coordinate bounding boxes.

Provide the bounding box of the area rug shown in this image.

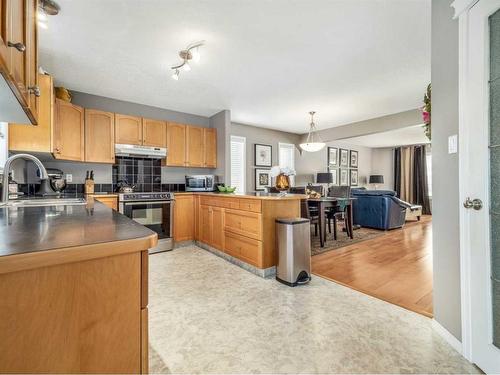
[311,226,385,256]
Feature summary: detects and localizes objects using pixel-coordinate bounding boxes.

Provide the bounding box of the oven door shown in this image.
[122,200,173,240]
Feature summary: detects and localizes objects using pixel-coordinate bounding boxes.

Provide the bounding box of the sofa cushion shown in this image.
[351,189,397,197]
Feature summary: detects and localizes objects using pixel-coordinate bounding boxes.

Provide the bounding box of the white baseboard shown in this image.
[432,319,463,354]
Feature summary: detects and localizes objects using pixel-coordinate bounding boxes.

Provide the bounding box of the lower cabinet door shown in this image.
[199,205,211,244]
[224,209,262,240]
[141,308,148,374]
[211,207,224,250]
[224,231,262,267]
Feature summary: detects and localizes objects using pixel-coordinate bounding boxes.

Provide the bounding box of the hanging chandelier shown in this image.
[299,111,326,152]
[171,41,205,80]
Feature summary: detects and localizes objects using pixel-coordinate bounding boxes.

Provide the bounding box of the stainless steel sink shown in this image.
[6,198,87,207]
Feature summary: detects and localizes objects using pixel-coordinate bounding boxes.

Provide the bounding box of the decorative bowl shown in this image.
[217,185,227,192]
[226,186,236,193]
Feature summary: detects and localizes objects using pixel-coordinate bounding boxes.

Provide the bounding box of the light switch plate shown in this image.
[448,134,458,154]
[66,174,73,183]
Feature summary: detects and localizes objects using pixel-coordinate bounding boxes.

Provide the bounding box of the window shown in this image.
[278,142,295,184]
[230,136,246,193]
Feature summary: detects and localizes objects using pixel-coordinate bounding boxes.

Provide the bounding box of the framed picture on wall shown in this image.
[255,168,272,191]
[339,148,349,167]
[254,144,272,167]
[339,169,349,186]
[331,169,338,186]
[350,150,359,168]
[350,169,359,186]
[327,147,338,168]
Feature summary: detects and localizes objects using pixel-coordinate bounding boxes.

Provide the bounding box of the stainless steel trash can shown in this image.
[275,218,311,286]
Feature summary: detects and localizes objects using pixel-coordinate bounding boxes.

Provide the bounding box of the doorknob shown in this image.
[463,197,483,210]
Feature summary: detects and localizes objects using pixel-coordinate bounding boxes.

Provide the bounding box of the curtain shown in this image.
[393,145,431,215]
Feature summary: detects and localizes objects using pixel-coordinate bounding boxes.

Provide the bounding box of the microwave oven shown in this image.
[185,175,215,192]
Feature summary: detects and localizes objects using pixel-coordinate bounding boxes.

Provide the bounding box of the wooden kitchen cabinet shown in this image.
[93,195,118,210]
[0,0,39,125]
[9,74,53,152]
[173,194,195,242]
[85,109,115,163]
[53,99,84,161]
[186,125,204,167]
[142,118,166,147]
[198,204,224,251]
[166,122,186,166]
[115,114,142,145]
[204,128,217,168]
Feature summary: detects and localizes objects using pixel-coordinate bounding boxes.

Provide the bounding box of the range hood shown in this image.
[115,144,167,159]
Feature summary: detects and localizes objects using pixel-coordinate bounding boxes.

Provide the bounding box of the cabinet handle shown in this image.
[7,41,26,52]
[28,85,40,97]
[55,147,61,154]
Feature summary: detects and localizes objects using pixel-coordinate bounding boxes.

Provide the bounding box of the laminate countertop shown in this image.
[0,201,157,273]
[174,192,307,200]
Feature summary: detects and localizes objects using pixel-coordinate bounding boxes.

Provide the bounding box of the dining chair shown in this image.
[326,186,351,240]
[289,186,306,194]
[300,199,324,240]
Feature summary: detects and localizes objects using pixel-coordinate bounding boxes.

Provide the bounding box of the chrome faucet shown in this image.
[1,154,48,205]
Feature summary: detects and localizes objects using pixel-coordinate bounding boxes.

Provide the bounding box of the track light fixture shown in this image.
[170,41,205,80]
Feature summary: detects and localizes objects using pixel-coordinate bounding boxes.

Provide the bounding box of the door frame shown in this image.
[453,0,497,365]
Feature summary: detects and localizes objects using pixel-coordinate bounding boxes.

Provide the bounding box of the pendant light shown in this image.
[299,111,326,152]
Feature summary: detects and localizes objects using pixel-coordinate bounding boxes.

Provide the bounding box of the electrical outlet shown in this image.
[66,174,73,183]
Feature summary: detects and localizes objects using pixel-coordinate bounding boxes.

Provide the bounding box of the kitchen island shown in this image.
[173,192,306,277]
[0,201,156,374]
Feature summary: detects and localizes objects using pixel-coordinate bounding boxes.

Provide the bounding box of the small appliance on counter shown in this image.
[36,168,66,196]
[185,175,215,192]
[115,180,136,193]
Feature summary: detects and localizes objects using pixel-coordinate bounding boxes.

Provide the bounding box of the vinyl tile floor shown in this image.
[148,245,479,374]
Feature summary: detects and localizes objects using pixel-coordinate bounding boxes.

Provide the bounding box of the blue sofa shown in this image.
[351,189,408,230]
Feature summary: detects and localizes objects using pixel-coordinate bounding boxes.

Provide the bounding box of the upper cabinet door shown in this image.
[0,0,9,70]
[166,122,186,166]
[54,99,84,161]
[24,0,37,119]
[142,118,166,147]
[203,128,217,168]
[8,0,28,103]
[85,109,115,163]
[186,126,204,167]
[115,114,142,145]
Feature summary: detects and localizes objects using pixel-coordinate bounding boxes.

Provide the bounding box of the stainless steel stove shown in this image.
[118,192,174,253]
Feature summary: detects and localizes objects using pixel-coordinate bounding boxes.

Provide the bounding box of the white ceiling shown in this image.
[39,0,431,134]
[343,124,430,148]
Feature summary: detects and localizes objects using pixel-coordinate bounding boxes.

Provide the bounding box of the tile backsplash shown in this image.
[112,157,163,192]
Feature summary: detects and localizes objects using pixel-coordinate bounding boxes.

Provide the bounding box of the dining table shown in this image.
[307,197,356,247]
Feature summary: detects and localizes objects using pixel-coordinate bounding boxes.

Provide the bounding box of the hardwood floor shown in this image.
[311,216,433,317]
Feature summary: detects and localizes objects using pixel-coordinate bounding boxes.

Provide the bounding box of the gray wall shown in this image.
[71,91,209,127]
[295,141,374,188]
[431,0,462,340]
[211,110,232,184]
[231,122,301,192]
[371,148,395,190]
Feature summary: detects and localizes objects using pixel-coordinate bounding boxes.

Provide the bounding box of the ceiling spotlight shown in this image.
[170,41,205,80]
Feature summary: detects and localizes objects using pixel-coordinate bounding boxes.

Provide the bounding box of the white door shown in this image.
[461,0,500,373]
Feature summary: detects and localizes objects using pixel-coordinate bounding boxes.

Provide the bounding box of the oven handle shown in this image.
[123,201,174,206]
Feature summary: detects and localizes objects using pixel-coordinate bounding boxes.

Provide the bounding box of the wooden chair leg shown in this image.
[314,223,318,236]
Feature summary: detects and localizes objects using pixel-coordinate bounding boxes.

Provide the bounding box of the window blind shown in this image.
[230,136,246,193]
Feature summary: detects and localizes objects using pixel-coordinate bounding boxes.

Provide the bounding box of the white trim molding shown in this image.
[451,0,480,18]
[432,320,463,355]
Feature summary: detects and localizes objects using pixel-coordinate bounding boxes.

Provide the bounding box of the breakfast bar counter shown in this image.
[0,200,156,374]
[173,192,306,276]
